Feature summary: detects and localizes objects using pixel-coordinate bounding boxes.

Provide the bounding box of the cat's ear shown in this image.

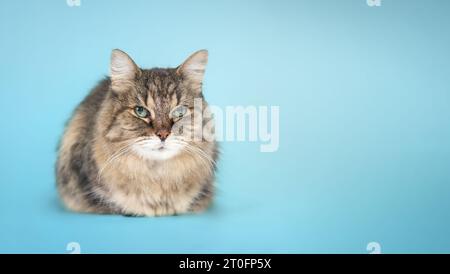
[110,49,141,91]
[177,50,208,94]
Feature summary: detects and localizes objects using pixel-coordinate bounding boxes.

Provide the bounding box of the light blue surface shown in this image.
[1,0,450,253]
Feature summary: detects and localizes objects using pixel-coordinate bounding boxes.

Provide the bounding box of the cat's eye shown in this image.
[171,106,188,119]
[134,106,150,118]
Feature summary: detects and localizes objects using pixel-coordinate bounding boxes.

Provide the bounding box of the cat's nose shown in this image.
[156,129,170,141]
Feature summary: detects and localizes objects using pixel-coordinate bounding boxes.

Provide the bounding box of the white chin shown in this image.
[133,143,183,161]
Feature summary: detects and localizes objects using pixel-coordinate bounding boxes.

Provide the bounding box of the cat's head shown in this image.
[100,49,212,161]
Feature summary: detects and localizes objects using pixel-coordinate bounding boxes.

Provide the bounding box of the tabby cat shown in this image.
[56,49,218,216]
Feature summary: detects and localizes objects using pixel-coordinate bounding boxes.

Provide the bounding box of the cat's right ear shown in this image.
[110,49,141,91]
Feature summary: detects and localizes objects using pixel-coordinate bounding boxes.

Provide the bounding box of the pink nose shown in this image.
[156,129,170,141]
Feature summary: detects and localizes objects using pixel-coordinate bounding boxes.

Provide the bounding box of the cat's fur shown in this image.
[56,49,218,216]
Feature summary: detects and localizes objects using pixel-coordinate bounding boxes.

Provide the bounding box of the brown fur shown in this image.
[56,49,218,216]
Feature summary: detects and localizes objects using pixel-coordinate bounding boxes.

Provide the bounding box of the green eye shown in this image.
[171,106,188,119]
[134,106,149,118]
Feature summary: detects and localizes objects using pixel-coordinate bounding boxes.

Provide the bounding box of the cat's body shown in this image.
[56,50,218,216]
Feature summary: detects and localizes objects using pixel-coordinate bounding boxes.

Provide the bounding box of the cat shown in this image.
[56,49,218,216]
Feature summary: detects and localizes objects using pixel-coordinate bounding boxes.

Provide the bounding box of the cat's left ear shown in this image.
[110,49,141,91]
[176,50,208,94]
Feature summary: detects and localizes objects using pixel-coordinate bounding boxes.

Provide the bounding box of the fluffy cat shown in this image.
[56,49,218,216]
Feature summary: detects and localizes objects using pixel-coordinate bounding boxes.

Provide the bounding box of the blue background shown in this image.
[1,0,450,254]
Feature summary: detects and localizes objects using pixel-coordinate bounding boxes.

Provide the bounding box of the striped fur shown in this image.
[56,49,218,216]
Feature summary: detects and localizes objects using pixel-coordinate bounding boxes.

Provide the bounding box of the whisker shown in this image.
[96,138,148,184]
[172,140,216,171]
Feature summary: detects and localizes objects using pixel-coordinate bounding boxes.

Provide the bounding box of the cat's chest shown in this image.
[102,159,202,215]
[107,181,196,216]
